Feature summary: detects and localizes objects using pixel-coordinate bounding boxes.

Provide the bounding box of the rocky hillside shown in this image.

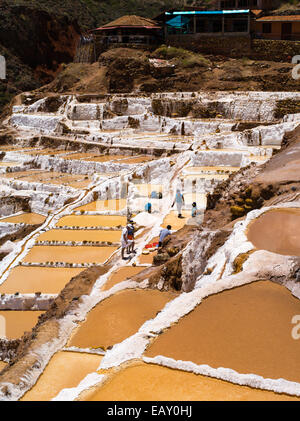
[0,0,297,114]
[39,47,300,97]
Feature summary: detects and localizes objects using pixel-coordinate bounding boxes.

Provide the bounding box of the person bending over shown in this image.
[159,225,172,247]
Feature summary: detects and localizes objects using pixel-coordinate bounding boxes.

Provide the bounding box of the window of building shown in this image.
[196,18,206,33]
[262,23,272,33]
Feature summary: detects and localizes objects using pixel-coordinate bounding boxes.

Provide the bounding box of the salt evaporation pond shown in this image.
[23,245,118,264]
[68,289,177,350]
[37,229,121,243]
[75,199,127,212]
[0,311,43,339]
[145,281,300,384]
[102,266,146,291]
[21,352,102,401]
[56,215,127,228]
[81,362,299,401]
[0,213,46,225]
[247,208,300,256]
[0,267,83,294]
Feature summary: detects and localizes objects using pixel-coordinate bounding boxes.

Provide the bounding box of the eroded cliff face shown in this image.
[0,1,81,115]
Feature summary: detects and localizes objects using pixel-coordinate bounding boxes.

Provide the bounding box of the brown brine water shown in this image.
[145,281,300,384]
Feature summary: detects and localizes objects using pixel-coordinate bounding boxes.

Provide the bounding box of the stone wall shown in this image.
[251,39,300,62]
[166,35,300,62]
[166,34,252,57]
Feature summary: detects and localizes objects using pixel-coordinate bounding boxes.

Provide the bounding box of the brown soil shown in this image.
[145,281,300,384]
[40,50,300,95]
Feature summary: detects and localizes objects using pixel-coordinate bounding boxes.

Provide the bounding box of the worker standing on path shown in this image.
[192,202,197,217]
[126,220,136,255]
[172,189,185,218]
[159,225,172,247]
[121,224,129,260]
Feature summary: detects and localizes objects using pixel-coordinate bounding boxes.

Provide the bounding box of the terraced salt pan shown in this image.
[23,246,118,264]
[21,352,102,401]
[162,210,191,231]
[0,162,20,167]
[81,362,299,402]
[0,170,44,180]
[37,229,121,243]
[145,281,300,384]
[0,267,83,294]
[134,184,163,197]
[247,208,300,257]
[183,166,240,175]
[1,169,91,189]
[117,156,156,164]
[102,266,146,291]
[56,215,127,228]
[68,289,177,350]
[0,310,43,339]
[183,174,228,181]
[75,199,127,212]
[84,155,127,163]
[22,149,66,156]
[61,152,99,160]
[0,213,46,225]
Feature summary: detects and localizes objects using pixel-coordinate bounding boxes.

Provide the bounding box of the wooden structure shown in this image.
[92,15,162,47]
[255,15,300,40]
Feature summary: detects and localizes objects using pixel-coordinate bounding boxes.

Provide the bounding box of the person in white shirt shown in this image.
[172,189,185,218]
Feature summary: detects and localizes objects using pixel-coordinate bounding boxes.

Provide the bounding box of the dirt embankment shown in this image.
[40,47,300,96]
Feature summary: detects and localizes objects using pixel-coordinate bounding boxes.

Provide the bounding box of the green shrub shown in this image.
[153,45,210,68]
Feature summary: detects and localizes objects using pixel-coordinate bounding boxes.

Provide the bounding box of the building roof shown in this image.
[95,15,161,30]
[257,15,300,22]
[251,9,263,17]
